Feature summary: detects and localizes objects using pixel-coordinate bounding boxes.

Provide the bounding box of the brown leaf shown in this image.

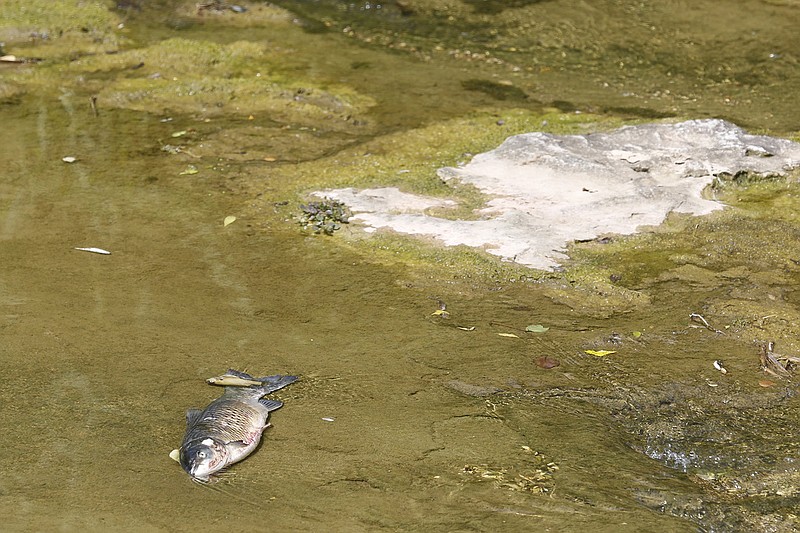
[535,356,560,369]
[758,379,776,388]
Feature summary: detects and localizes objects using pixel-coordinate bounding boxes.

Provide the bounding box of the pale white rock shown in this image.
[316,120,800,270]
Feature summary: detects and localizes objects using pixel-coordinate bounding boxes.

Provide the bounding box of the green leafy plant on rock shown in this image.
[298,198,351,235]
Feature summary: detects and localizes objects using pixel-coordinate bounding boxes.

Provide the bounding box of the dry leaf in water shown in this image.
[223,215,237,227]
[525,324,550,333]
[535,356,560,369]
[585,349,616,357]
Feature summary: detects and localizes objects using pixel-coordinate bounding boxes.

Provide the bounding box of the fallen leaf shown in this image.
[179,165,198,175]
[168,449,180,462]
[62,156,78,163]
[171,130,188,137]
[525,324,550,333]
[535,356,560,369]
[632,331,642,338]
[758,379,776,388]
[585,349,616,357]
[223,215,237,227]
[431,309,450,318]
[74,247,111,255]
[498,333,520,338]
[457,326,476,331]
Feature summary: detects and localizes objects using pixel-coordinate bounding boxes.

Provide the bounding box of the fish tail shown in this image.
[256,374,298,394]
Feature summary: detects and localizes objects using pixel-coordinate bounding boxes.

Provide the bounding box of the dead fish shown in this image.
[178,369,297,481]
[206,372,263,387]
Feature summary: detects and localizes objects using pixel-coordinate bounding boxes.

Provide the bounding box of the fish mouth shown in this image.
[190,472,211,483]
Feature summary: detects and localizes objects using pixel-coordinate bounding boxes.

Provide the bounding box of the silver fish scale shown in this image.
[189,399,266,444]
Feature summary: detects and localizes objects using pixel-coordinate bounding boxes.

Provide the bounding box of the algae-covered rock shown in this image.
[70,37,375,125]
[0,0,122,56]
[318,119,800,270]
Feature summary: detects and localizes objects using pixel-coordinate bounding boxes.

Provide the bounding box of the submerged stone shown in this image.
[317,119,800,270]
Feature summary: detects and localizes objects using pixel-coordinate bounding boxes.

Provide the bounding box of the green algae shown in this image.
[10,36,376,125]
[270,0,800,134]
[0,0,122,56]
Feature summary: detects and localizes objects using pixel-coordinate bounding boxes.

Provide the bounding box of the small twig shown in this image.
[89,96,98,117]
[760,342,791,378]
[689,313,723,334]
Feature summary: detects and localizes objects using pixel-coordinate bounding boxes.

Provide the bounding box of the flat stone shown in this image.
[316,119,800,270]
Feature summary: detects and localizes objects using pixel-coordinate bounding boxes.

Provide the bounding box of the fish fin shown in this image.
[186,408,203,426]
[225,369,256,380]
[259,399,284,412]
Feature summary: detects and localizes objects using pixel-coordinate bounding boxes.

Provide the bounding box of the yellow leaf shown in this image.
[430,309,450,318]
[498,333,520,338]
[223,215,237,227]
[585,349,616,357]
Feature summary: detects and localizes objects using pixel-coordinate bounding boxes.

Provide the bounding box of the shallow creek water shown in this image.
[1,1,800,532]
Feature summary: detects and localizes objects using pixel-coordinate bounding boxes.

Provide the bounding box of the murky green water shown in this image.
[2,1,800,531]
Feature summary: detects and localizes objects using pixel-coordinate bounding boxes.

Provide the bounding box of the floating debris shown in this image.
[223,215,237,227]
[759,341,800,379]
[525,324,549,333]
[713,360,728,374]
[62,156,78,163]
[535,356,560,369]
[0,54,41,64]
[585,349,616,357]
[461,457,557,494]
[690,313,724,334]
[321,417,335,422]
[74,247,111,255]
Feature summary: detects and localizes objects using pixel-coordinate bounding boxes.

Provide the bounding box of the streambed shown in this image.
[1,1,799,531]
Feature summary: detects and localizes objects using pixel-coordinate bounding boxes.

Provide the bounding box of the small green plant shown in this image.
[298,198,351,235]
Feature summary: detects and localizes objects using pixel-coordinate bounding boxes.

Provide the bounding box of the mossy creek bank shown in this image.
[1,1,800,531]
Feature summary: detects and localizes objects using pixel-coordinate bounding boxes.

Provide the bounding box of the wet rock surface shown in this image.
[320,119,800,270]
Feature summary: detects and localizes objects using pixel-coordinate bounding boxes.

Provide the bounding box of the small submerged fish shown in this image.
[178,369,297,481]
[206,371,263,387]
